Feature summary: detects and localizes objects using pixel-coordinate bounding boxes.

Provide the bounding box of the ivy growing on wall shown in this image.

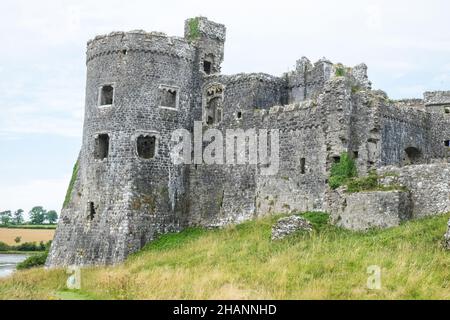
[328,152,357,189]
[187,17,200,41]
[63,160,79,209]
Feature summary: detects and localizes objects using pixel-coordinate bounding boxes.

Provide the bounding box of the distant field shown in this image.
[0,228,55,245]
[0,225,57,230]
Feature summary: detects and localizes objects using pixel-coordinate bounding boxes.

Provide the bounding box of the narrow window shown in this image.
[159,87,178,109]
[87,202,96,221]
[137,135,156,159]
[353,151,359,159]
[202,54,215,74]
[300,158,306,174]
[204,61,212,74]
[99,85,114,106]
[445,140,450,147]
[206,97,221,125]
[204,84,224,125]
[333,156,341,163]
[237,111,242,119]
[94,134,109,160]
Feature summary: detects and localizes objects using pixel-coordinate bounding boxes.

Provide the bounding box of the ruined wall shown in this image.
[329,189,412,231]
[378,164,450,218]
[286,58,333,103]
[379,104,431,166]
[424,91,450,114]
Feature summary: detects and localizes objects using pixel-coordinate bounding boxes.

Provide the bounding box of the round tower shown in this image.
[48,30,197,266]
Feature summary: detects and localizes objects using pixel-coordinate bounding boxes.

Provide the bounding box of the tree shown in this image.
[45,210,58,224]
[13,209,24,225]
[29,206,46,225]
[0,210,12,225]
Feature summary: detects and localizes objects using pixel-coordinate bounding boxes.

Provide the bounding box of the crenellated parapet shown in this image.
[86,30,196,64]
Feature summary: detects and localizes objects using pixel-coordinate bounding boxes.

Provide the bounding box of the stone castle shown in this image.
[47,17,450,266]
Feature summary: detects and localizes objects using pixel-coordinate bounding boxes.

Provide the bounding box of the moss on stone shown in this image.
[334,64,346,77]
[187,17,200,41]
[346,170,408,194]
[63,160,79,209]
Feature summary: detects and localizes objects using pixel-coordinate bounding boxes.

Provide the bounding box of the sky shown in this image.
[1,0,450,217]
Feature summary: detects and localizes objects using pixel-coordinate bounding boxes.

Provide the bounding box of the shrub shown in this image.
[16,252,48,270]
[299,212,330,231]
[335,64,346,77]
[0,241,10,251]
[3,240,52,252]
[329,152,357,189]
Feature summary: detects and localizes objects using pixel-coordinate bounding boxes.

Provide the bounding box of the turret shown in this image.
[184,17,226,75]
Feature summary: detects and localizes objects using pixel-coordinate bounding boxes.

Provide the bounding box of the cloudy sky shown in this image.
[1,0,449,217]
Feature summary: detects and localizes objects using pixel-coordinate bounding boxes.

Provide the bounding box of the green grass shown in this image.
[0,213,449,300]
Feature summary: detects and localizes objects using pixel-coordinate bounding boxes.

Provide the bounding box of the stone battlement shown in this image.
[86,30,195,63]
[424,91,450,106]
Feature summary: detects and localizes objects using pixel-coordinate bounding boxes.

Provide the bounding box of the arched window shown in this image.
[403,147,423,165]
[203,84,224,125]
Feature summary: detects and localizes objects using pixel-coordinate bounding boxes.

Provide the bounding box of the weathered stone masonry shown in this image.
[47,17,450,266]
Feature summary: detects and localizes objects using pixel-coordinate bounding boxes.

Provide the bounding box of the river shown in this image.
[0,254,29,278]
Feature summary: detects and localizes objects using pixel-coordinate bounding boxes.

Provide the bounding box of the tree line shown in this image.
[0,206,58,225]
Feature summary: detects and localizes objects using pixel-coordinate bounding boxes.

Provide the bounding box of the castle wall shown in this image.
[330,190,412,231]
[48,17,450,267]
[379,164,450,218]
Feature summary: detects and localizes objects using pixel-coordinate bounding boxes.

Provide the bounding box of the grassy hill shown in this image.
[0,212,449,300]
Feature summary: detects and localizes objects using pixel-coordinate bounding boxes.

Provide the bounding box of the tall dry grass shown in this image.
[1,213,449,300]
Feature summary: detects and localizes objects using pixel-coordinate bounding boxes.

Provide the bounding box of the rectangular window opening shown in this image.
[137,135,156,159]
[94,134,109,160]
[88,202,96,221]
[445,140,450,147]
[300,158,306,174]
[100,85,114,106]
[203,60,212,74]
[159,87,178,109]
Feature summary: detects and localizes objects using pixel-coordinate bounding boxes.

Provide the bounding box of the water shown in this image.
[0,254,29,278]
